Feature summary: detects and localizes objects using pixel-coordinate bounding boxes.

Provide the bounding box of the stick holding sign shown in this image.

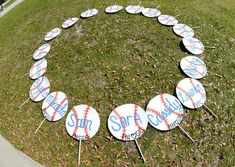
[134,139,146,163]
[203,105,218,119]
[178,125,195,143]
[18,97,30,109]
[207,71,222,78]
[108,104,148,162]
[34,118,46,134]
[78,139,82,166]
[66,105,100,166]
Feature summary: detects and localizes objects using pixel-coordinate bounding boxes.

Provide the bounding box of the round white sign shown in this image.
[29,58,47,80]
[66,105,100,140]
[146,94,185,131]
[105,5,123,14]
[108,104,148,141]
[29,76,50,102]
[33,44,51,60]
[44,28,61,41]
[142,8,161,18]
[80,9,98,18]
[176,78,206,109]
[62,17,79,29]
[42,91,68,121]
[125,5,144,14]
[182,37,204,55]
[173,23,194,38]
[180,56,207,79]
[158,15,178,26]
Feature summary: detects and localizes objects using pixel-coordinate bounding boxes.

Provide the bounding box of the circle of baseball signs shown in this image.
[146,94,185,131]
[176,78,206,109]
[26,4,214,164]
[108,104,148,141]
[180,56,207,79]
[42,91,68,121]
[66,105,100,140]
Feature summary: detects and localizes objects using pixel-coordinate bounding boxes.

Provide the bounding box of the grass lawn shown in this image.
[0,0,234,166]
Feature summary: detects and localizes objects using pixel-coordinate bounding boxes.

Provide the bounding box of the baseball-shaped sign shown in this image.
[180,56,207,79]
[176,78,206,109]
[173,23,194,38]
[44,28,61,41]
[29,58,47,80]
[142,8,161,18]
[42,91,68,121]
[158,15,178,26]
[33,44,51,60]
[62,18,79,29]
[146,94,185,131]
[66,105,100,140]
[105,5,123,13]
[108,104,148,141]
[125,5,144,14]
[29,76,50,102]
[80,9,98,18]
[182,37,204,55]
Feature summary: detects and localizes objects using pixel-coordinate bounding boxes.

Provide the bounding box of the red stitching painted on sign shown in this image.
[160,94,184,116]
[83,105,91,139]
[32,86,50,101]
[134,104,145,132]
[113,109,126,140]
[176,86,196,108]
[30,76,45,91]
[42,91,59,112]
[72,108,79,137]
[146,107,170,130]
[51,97,68,121]
[189,78,206,97]
[31,67,47,78]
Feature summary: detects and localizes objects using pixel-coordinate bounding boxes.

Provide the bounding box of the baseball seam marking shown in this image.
[113,109,126,140]
[146,107,170,130]
[83,105,91,139]
[134,104,145,133]
[51,97,68,121]
[176,86,196,108]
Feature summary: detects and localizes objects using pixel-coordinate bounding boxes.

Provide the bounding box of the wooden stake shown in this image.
[17,72,28,79]
[205,46,216,49]
[156,5,160,9]
[18,97,30,109]
[203,105,218,119]
[134,139,146,163]
[178,125,195,143]
[208,71,222,78]
[174,14,181,18]
[34,118,46,134]
[78,140,82,166]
